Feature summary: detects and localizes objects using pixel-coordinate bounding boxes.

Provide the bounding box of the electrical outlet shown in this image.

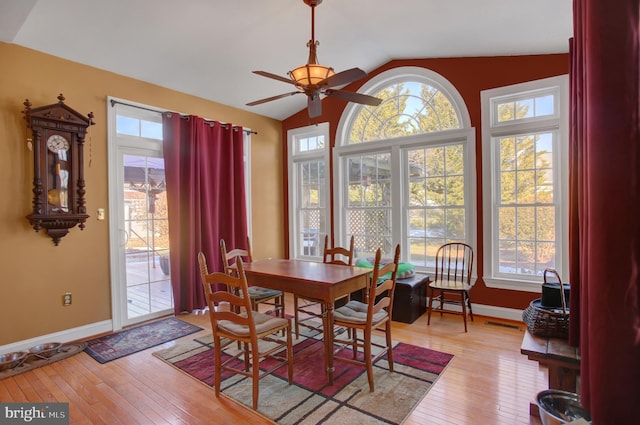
[63,292,72,306]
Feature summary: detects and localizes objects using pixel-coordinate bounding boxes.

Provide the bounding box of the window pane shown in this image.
[347,209,392,258]
[445,175,465,206]
[516,136,535,169]
[536,206,555,241]
[498,240,516,273]
[117,116,139,136]
[516,170,536,203]
[516,207,535,240]
[501,171,516,203]
[140,120,162,140]
[499,207,516,239]
[535,95,554,116]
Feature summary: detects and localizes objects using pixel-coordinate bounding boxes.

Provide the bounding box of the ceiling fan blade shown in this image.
[246,91,302,106]
[320,67,367,88]
[307,93,322,118]
[252,70,298,86]
[325,89,382,106]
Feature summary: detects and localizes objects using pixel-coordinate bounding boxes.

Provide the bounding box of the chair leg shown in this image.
[460,291,468,332]
[351,328,358,359]
[427,287,434,325]
[385,322,394,373]
[251,340,260,410]
[286,323,293,384]
[466,291,474,322]
[364,330,374,392]
[214,337,222,398]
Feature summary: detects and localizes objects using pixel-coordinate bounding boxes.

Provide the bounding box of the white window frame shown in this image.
[481,75,569,292]
[335,67,476,276]
[287,122,331,261]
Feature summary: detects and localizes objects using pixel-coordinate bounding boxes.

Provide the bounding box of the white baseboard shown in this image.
[427,299,524,322]
[0,320,113,353]
[472,303,524,322]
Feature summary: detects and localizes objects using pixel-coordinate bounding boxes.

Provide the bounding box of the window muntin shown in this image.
[116,114,162,140]
[296,160,326,257]
[344,152,393,258]
[496,131,556,275]
[288,123,330,260]
[407,143,467,267]
[336,67,475,273]
[481,75,568,290]
[349,81,461,143]
[296,134,325,153]
[492,88,559,126]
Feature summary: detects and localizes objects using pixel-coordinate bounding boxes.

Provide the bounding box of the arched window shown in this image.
[334,67,475,271]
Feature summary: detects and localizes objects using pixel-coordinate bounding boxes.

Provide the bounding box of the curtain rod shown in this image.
[109,99,257,135]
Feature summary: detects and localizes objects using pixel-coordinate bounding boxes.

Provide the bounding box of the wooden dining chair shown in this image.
[427,242,475,332]
[220,238,285,319]
[198,252,293,410]
[332,244,400,392]
[293,235,355,338]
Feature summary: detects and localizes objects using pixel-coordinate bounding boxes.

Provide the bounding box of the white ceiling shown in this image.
[1,0,573,121]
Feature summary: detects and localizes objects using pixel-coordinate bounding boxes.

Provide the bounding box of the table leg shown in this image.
[325,301,335,384]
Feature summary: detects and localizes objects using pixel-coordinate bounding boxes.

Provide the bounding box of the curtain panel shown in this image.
[162,114,248,314]
[570,0,639,423]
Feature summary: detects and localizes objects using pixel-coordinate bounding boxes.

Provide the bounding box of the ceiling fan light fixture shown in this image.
[289,63,334,87]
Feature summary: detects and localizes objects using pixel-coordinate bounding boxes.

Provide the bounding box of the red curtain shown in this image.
[162,114,248,314]
[570,1,639,423]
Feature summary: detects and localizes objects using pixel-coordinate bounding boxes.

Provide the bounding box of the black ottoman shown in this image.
[392,274,429,324]
[350,273,429,324]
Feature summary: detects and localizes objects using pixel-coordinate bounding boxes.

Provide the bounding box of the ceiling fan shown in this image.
[246,0,382,118]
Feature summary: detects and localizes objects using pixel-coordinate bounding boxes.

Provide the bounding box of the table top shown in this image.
[243,258,372,285]
[520,330,580,364]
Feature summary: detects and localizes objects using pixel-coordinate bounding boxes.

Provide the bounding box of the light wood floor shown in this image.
[1,294,546,424]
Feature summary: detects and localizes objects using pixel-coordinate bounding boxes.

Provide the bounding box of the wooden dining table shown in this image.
[242,258,371,384]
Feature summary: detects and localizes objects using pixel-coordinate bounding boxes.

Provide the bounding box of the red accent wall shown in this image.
[282,54,569,310]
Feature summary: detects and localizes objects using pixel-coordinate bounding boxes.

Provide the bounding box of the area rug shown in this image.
[153,327,453,425]
[85,317,202,364]
[0,342,87,380]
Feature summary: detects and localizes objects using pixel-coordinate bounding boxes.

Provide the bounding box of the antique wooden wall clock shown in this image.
[23,94,95,245]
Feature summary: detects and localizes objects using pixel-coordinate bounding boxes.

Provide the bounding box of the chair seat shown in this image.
[334,300,388,325]
[429,279,471,291]
[219,311,289,337]
[248,286,283,301]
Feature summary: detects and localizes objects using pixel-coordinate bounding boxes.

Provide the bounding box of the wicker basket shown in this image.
[522,269,569,339]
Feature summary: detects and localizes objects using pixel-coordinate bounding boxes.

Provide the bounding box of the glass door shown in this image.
[108,99,172,329]
[121,154,173,322]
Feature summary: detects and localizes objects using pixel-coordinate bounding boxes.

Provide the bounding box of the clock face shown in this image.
[46,134,70,153]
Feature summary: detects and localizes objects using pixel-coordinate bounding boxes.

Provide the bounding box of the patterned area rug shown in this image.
[85,317,202,363]
[153,327,453,425]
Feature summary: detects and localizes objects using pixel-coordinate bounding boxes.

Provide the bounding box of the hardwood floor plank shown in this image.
[1,297,545,425]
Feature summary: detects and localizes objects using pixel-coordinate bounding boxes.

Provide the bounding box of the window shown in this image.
[481,76,569,291]
[288,123,330,260]
[336,67,475,272]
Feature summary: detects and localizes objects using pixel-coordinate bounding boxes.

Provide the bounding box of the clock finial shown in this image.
[57,93,65,104]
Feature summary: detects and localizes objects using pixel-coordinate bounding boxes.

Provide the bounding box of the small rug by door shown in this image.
[85,317,202,364]
[153,328,453,424]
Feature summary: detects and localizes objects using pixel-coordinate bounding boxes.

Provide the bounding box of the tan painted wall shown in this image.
[0,42,284,345]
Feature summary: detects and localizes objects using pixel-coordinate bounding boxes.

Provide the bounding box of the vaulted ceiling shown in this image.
[0,0,573,120]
